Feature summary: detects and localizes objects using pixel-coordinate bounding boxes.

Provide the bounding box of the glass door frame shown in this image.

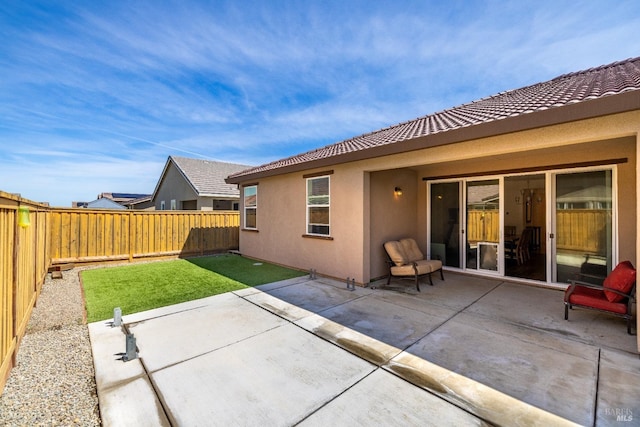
[427,176,505,278]
[549,165,618,283]
[427,164,618,286]
[464,177,504,276]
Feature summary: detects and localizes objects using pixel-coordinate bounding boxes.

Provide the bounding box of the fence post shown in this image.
[128,211,134,263]
[199,211,204,257]
[11,206,20,366]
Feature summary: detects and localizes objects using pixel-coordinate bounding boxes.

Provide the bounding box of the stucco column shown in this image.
[637,133,640,352]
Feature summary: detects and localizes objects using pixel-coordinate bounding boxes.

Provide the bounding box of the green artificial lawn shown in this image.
[81,254,306,322]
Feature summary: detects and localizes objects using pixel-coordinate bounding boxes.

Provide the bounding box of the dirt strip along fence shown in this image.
[0,192,50,397]
[1,192,240,396]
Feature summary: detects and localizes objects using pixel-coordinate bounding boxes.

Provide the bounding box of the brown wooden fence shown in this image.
[467,209,608,254]
[0,192,50,396]
[467,210,500,243]
[556,210,610,254]
[1,196,240,396]
[49,209,239,265]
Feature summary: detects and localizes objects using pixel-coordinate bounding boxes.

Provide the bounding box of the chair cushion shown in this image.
[603,261,636,303]
[400,238,424,263]
[391,263,431,276]
[566,285,628,315]
[416,259,443,272]
[384,241,409,266]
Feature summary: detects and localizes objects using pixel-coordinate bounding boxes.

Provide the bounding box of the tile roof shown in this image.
[228,56,640,182]
[170,156,252,196]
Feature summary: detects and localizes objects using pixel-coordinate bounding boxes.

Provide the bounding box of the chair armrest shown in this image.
[568,279,604,290]
[567,279,636,300]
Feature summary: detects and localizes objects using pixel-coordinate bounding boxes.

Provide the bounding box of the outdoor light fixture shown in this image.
[18,206,30,228]
[394,187,403,196]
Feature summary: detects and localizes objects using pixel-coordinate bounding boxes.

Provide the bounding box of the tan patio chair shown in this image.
[383,238,444,291]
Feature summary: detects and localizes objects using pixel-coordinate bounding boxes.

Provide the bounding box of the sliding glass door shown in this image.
[553,170,613,283]
[428,167,615,286]
[430,182,461,268]
[465,180,500,273]
[504,174,546,281]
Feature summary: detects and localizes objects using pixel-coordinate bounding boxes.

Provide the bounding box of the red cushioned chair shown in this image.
[564,261,636,335]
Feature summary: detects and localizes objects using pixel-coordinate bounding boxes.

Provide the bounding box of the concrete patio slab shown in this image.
[377,272,501,311]
[316,293,455,350]
[150,322,375,426]
[127,292,287,372]
[299,368,485,426]
[384,351,576,427]
[243,278,370,322]
[405,311,598,425]
[465,281,637,353]
[88,321,170,426]
[90,273,638,426]
[596,349,640,425]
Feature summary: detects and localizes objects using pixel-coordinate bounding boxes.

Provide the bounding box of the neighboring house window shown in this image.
[232,202,239,211]
[171,199,177,210]
[244,185,257,229]
[306,175,330,236]
[160,201,166,210]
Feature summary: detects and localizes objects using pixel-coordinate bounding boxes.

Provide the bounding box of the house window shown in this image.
[170,199,177,210]
[306,175,330,235]
[244,185,257,229]
[160,201,166,210]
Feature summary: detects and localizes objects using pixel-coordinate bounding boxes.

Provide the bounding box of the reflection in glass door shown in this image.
[430,182,460,268]
[554,170,613,283]
[504,174,546,281]
[466,180,500,272]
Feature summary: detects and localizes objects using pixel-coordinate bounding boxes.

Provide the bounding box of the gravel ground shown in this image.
[0,269,101,426]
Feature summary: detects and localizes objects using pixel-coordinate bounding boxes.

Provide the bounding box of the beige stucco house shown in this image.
[152,156,252,210]
[227,57,640,345]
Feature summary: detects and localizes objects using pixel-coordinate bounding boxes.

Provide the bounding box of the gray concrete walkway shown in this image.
[89,273,639,426]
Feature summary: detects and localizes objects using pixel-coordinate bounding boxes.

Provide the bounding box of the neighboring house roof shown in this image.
[557,185,612,204]
[98,192,151,203]
[467,185,499,205]
[227,56,640,184]
[153,156,253,200]
[86,197,126,209]
[123,194,153,208]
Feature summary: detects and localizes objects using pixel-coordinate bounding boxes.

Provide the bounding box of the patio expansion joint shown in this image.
[593,348,601,427]
[125,304,210,327]
[144,322,289,374]
[291,369,381,426]
[135,356,174,426]
[414,279,505,339]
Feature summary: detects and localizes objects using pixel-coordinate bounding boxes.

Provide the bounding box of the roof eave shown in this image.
[226,90,640,184]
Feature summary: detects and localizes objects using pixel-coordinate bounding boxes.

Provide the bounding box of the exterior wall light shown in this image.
[394,187,403,196]
[18,206,31,228]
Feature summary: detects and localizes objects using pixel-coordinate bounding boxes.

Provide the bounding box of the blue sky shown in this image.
[1,1,639,207]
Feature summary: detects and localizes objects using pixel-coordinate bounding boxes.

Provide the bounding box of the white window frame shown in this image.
[170,199,177,210]
[306,175,330,236]
[244,185,257,230]
[160,200,166,210]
